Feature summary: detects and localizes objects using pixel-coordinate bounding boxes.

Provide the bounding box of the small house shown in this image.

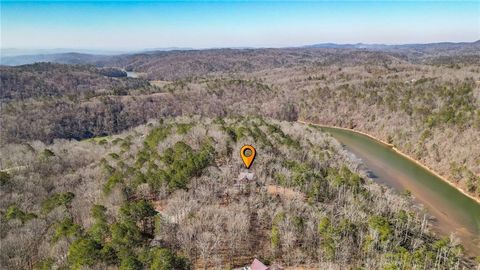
[236,172,256,185]
[235,259,283,270]
[250,259,268,270]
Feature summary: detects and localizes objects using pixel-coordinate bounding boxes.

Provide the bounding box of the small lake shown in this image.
[319,126,480,255]
[126,71,139,78]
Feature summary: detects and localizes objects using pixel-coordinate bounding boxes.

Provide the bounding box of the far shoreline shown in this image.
[298,120,480,205]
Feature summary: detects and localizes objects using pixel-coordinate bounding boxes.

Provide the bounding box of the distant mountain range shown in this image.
[303,40,480,49]
[1,40,479,66]
[0,53,112,66]
[0,48,131,57]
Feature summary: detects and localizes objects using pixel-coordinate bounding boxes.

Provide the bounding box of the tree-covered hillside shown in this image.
[0,117,472,269]
[2,54,478,200]
[0,63,150,100]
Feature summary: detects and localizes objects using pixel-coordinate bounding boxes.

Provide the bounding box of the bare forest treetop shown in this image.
[0,43,480,269]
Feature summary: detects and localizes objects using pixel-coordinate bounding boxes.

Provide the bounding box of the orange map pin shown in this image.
[240,145,256,169]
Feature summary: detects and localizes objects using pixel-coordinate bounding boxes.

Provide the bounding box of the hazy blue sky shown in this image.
[1,1,479,49]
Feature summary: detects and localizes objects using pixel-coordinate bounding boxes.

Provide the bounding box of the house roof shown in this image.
[238,172,255,181]
[251,259,268,270]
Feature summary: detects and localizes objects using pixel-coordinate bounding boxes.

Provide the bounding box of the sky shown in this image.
[1,1,479,50]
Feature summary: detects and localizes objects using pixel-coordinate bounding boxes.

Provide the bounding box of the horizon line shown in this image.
[2,39,479,54]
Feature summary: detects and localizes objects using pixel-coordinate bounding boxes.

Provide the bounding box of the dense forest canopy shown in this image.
[0,117,473,269]
[1,44,479,269]
[1,45,479,200]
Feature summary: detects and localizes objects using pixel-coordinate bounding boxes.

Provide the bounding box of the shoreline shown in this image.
[298,120,480,205]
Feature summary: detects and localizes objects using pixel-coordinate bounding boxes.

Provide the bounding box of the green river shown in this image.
[319,126,480,255]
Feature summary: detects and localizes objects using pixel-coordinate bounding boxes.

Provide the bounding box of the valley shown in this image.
[1,43,480,269]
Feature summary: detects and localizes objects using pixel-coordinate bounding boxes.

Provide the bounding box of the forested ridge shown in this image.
[1,45,480,269]
[0,117,475,269]
[0,63,147,100]
[1,46,479,200]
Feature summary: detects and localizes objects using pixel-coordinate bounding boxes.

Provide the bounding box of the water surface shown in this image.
[126,71,139,78]
[320,126,480,255]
